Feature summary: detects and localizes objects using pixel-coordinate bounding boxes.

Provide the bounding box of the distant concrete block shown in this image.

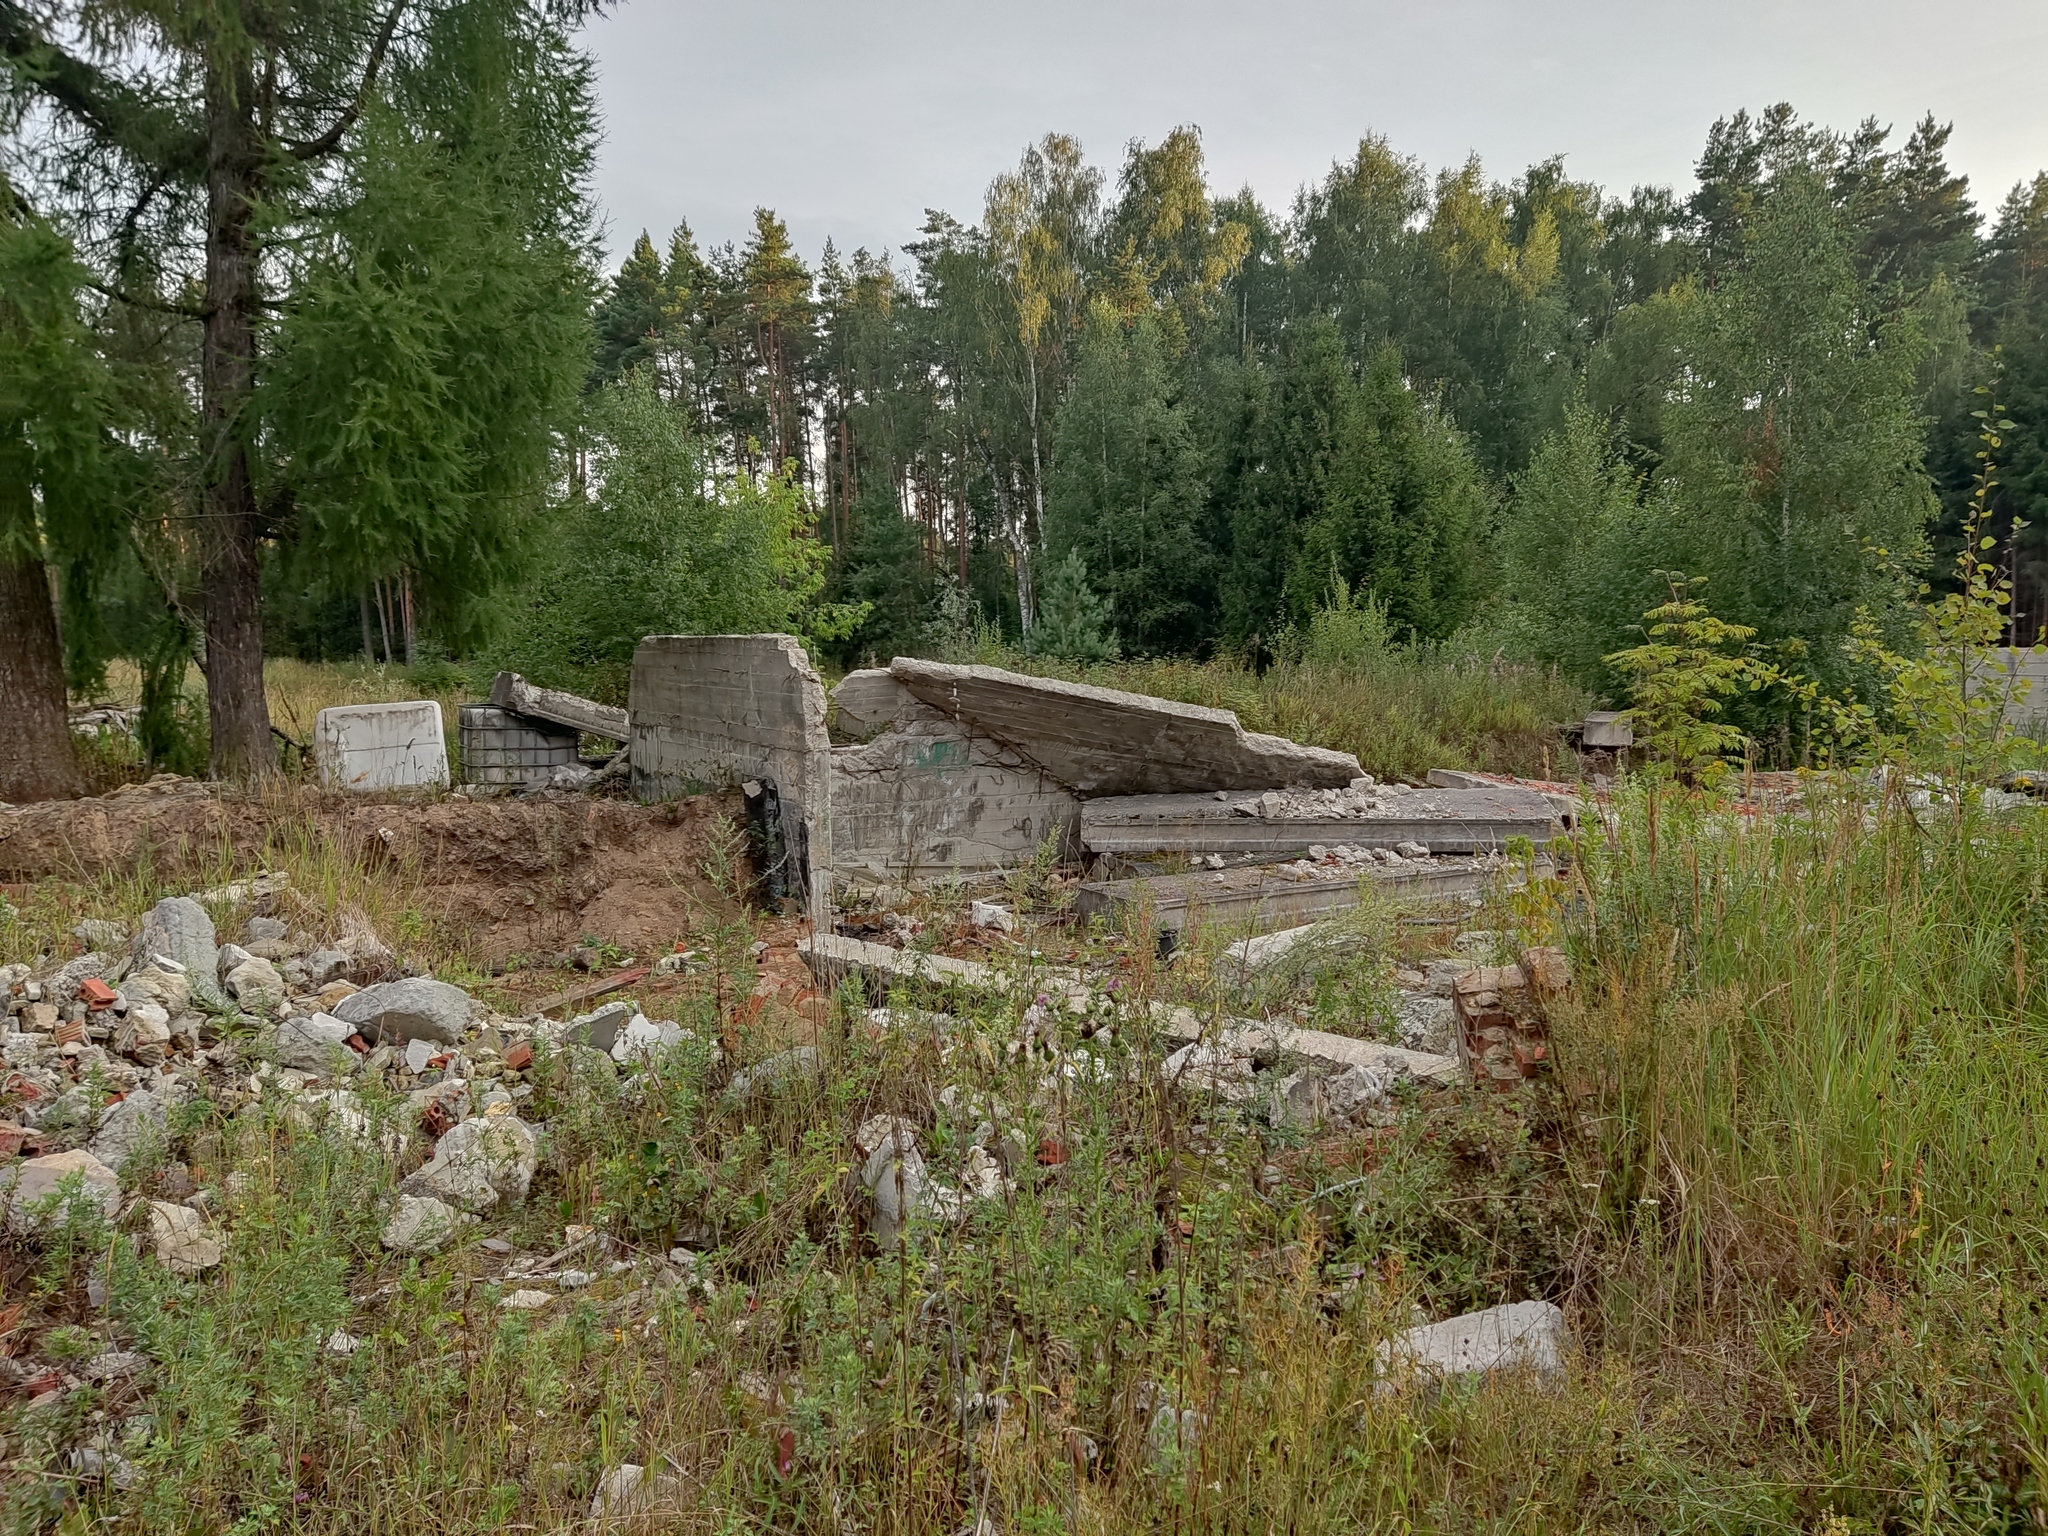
[628,635,832,914]
[313,702,449,792]
[1578,711,1633,749]
[1376,1300,1569,1387]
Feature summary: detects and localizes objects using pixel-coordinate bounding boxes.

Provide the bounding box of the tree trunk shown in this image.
[198,41,273,780]
[0,550,82,802]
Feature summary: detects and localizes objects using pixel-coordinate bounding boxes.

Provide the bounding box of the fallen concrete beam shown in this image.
[1081,784,1558,858]
[489,672,628,743]
[797,934,1094,1011]
[889,658,1361,796]
[1153,1006,1461,1086]
[1077,854,1553,934]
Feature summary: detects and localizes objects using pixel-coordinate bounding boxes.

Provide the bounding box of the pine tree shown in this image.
[0,0,601,778]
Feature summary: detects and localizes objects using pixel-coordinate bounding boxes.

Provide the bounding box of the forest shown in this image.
[3,0,2046,790]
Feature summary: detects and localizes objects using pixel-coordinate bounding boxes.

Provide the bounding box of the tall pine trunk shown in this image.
[0,547,81,802]
[199,43,273,780]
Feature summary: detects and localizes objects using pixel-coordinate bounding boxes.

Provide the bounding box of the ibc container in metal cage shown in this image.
[459,704,578,787]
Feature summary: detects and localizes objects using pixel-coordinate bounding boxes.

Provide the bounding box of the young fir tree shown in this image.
[0,0,601,779]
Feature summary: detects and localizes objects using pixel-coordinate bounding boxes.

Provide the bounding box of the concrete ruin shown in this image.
[887,658,1363,796]
[628,635,833,914]
[313,702,449,792]
[829,669,1079,881]
[1080,783,1559,859]
[488,671,628,743]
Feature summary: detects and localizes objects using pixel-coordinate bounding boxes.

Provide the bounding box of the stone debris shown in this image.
[498,1288,553,1310]
[0,1150,121,1235]
[88,1090,168,1173]
[276,1014,360,1075]
[332,977,474,1046]
[589,1462,685,1522]
[488,670,628,742]
[382,1194,465,1254]
[147,1200,222,1274]
[969,900,1017,933]
[401,1115,539,1213]
[224,956,286,1016]
[326,1329,361,1356]
[724,1045,823,1102]
[1376,1299,1570,1387]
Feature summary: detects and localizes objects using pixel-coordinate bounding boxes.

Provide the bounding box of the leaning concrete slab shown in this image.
[830,676,1080,879]
[830,668,916,740]
[489,671,628,742]
[313,702,449,792]
[888,658,1362,796]
[1077,853,1553,933]
[1081,784,1559,859]
[629,635,831,914]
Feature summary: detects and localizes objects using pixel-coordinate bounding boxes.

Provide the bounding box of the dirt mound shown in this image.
[0,777,745,964]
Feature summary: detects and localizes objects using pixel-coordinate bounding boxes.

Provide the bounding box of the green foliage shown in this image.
[1296,560,1395,667]
[1605,577,1786,781]
[492,376,865,696]
[1844,389,2039,784]
[1027,548,1119,662]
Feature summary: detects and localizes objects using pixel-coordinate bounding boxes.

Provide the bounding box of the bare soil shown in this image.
[0,776,748,965]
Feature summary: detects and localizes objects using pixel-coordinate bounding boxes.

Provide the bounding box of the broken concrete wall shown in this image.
[313,702,450,792]
[830,678,1079,879]
[628,635,831,914]
[889,658,1362,796]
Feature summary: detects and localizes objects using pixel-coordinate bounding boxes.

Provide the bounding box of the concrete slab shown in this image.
[832,715,1079,880]
[629,635,832,914]
[830,669,916,740]
[1152,1006,1462,1085]
[1081,784,1559,858]
[313,702,449,792]
[489,671,628,742]
[1077,854,1552,933]
[888,658,1361,796]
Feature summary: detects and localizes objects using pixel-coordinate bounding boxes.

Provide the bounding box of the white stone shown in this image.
[313,700,450,791]
[277,1014,358,1075]
[1376,1300,1570,1387]
[968,900,1017,933]
[381,1194,463,1253]
[332,977,473,1045]
[88,1091,167,1174]
[131,898,219,1003]
[225,956,285,1016]
[326,1329,361,1356]
[403,1036,436,1074]
[0,1150,120,1235]
[402,1115,539,1213]
[147,1200,221,1274]
[499,1288,552,1310]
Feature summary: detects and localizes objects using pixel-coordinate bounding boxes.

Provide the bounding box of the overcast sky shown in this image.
[583,0,2048,269]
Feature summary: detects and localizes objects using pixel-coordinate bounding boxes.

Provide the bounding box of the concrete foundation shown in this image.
[829,676,1079,880]
[889,658,1362,795]
[629,635,832,914]
[313,702,449,792]
[1076,854,1553,933]
[1081,784,1560,858]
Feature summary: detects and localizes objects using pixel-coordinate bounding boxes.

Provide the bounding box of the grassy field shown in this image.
[3,768,2046,1531]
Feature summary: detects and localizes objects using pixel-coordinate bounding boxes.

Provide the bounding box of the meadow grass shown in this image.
[7,776,2047,1532]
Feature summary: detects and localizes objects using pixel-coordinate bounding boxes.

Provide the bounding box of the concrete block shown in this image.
[313,701,449,792]
[1078,854,1553,933]
[889,658,1362,796]
[830,669,915,739]
[1376,1300,1569,1386]
[629,635,832,914]
[1082,784,1559,858]
[488,671,628,742]
[831,706,1079,879]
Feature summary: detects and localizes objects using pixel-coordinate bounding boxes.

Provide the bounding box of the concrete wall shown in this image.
[831,692,1080,880]
[629,635,832,914]
[313,702,450,792]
